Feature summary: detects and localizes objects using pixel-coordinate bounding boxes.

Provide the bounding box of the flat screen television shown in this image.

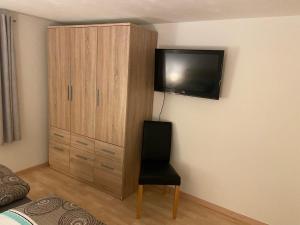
[155,49,224,100]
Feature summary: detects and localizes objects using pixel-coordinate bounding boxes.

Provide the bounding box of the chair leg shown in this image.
[136,185,143,219]
[172,186,180,219]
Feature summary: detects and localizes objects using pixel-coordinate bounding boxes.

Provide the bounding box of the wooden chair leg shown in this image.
[136,185,143,219]
[172,186,180,219]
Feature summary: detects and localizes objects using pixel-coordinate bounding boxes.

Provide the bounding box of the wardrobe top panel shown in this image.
[48,23,132,29]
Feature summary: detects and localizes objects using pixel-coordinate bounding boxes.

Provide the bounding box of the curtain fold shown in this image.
[0,11,20,143]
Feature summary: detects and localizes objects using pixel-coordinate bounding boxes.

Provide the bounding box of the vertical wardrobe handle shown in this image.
[67,85,70,101]
[70,85,73,101]
[97,89,100,106]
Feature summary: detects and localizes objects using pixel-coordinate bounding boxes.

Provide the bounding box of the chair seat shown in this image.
[139,162,181,185]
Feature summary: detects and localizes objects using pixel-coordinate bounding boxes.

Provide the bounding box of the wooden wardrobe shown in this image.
[48,23,157,199]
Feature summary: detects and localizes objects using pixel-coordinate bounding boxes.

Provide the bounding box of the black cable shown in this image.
[159,92,166,121]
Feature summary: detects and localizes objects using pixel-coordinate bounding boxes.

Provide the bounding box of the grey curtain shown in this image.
[0,11,20,143]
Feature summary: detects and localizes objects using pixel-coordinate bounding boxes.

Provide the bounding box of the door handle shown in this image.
[67,85,70,101]
[53,133,64,138]
[53,147,64,152]
[76,155,88,161]
[101,149,115,155]
[97,89,100,106]
[101,163,114,170]
[76,140,88,146]
[70,85,73,101]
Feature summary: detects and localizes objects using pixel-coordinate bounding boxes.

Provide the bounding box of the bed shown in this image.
[0,196,106,225]
[0,164,106,224]
[0,197,31,213]
[0,164,31,210]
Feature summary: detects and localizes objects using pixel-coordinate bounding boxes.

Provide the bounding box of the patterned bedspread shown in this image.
[0,196,105,225]
[0,164,30,207]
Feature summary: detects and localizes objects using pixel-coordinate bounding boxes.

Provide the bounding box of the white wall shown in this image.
[0,13,53,172]
[151,16,300,225]
[0,12,298,224]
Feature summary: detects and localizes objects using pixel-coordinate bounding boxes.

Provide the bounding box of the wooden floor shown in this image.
[19,167,247,225]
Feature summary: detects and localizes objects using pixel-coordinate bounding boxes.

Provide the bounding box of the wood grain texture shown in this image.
[94,156,123,177]
[95,26,130,147]
[48,24,157,200]
[49,142,70,174]
[70,27,97,138]
[180,191,268,225]
[49,127,71,145]
[95,141,124,162]
[70,147,95,182]
[16,163,49,176]
[71,133,95,153]
[49,23,131,29]
[94,167,123,198]
[20,167,256,225]
[122,25,158,198]
[48,28,71,131]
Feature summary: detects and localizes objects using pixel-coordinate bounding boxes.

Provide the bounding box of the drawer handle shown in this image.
[76,140,88,146]
[76,155,88,161]
[101,149,115,155]
[53,133,64,138]
[101,163,114,171]
[53,147,64,152]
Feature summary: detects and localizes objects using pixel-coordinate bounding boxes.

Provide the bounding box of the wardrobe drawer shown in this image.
[49,127,70,145]
[70,148,95,183]
[49,142,70,173]
[71,134,95,152]
[95,141,123,162]
[94,156,123,177]
[94,169,122,196]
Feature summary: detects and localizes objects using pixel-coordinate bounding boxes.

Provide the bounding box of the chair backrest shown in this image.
[141,121,172,163]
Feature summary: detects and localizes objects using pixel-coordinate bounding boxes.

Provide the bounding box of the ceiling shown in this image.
[1,0,300,24]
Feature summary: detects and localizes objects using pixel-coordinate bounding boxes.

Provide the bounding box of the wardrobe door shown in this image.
[70,27,97,138]
[95,26,130,147]
[48,28,71,131]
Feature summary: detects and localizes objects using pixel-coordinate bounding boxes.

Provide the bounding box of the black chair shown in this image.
[136,121,181,219]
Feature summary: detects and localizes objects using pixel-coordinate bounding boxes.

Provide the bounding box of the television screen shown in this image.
[155,49,224,100]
